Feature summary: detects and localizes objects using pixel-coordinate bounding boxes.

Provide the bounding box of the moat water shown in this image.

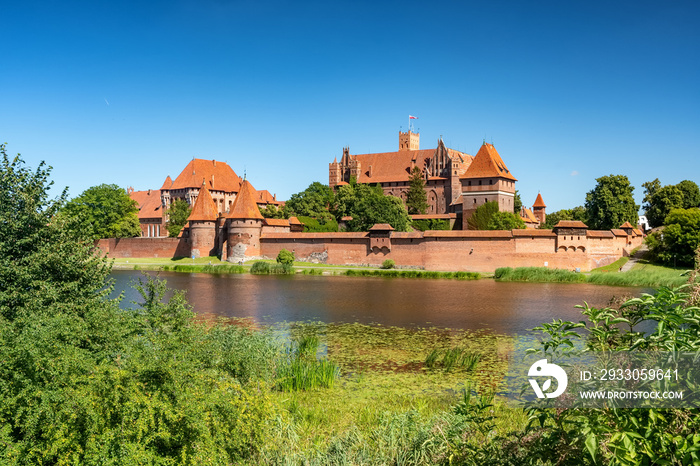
[110,270,647,334]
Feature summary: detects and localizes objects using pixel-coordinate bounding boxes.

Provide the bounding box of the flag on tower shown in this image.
[409,115,418,119]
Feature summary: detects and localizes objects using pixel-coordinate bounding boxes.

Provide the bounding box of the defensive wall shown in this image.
[96,224,644,273]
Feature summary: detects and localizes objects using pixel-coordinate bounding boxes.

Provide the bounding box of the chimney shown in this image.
[213,159,216,167]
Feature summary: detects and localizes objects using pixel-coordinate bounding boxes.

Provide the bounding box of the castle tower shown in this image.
[329,157,341,188]
[226,179,264,262]
[532,193,546,225]
[187,183,218,258]
[399,130,420,151]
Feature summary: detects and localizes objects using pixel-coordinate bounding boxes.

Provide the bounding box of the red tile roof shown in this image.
[263,218,290,227]
[512,229,556,237]
[129,189,163,220]
[533,193,546,208]
[369,223,395,231]
[611,229,628,237]
[410,214,456,219]
[619,221,635,229]
[462,143,516,181]
[633,228,643,236]
[169,159,241,193]
[587,231,614,238]
[262,232,367,239]
[256,189,284,206]
[187,184,218,222]
[288,216,303,225]
[228,180,264,220]
[423,230,513,238]
[520,208,538,223]
[554,220,588,228]
[160,176,173,190]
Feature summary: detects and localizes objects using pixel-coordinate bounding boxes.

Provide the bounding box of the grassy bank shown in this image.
[495,263,693,288]
[344,269,480,279]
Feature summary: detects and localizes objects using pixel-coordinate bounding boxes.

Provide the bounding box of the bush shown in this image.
[250,261,293,275]
[276,248,295,265]
[381,259,395,269]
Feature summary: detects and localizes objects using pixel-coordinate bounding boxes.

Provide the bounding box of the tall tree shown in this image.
[676,180,700,209]
[467,201,499,230]
[487,211,525,230]
[647,208,700,267]
[513,190,523,214]
[333,183,410,232]
[166,199,192,237]
[584,175,639,230]
[405,166,428,214]
[285,182,335,221]
[63,183,141,239]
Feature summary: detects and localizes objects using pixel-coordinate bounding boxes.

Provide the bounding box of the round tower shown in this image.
[226,179,264,262]
[187,183,218,258]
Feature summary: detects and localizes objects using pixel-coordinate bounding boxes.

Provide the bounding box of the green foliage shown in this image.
[424,348,481,372]
[494,267,586,283]
[644,178,700,228]
[406,166,429,214]
[297,215,338,232]
[411,218,451,231]
[277,248,295,265]
[585,174,639,230]
[514,190,522,213]
[276,335,340,391]
[381,259,395,269]
[345,269,480,280]
[0,149,275,463]
[250,261,294,274]
[63,182,141,239]
[519,284,700,465]
[541,206,587,229]
[260,203,287,219]
[647,208,700,267]
[286,182,335,221]
[166,198,191,237]
[467,201,499,230]
[333,183,410,232]
[487,211,525,230]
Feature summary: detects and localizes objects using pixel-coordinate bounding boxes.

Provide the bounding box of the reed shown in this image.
[494,266,586,283]
[250,261,294,275]
[276,335,340,392]
[344,269,480,280]
[424,347,481,372]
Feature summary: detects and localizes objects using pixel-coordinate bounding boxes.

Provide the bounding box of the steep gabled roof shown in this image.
[619,221,635,229]
[521,207,538,223]
[160,176,173,190]
[129,189,163,220]
[352,149,435,183]
[228,179,264,220]
[169,159,242,193]
[462,143,517,181]
[187,184,218,222]
[533,193,546,208]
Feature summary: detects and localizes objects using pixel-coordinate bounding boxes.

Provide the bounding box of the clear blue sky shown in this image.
[2,0,698,213]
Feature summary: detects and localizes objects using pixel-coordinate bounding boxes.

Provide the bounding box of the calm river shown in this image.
[110,270,647,335]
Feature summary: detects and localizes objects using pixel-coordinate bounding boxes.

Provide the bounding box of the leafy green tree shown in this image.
[63,183,141,239]
[405,166,428,214]
[276,249,295,265]
[677,180,700,209]
[286,182,335,221]
[540,206,588,229]
[166,198,192,237]
[585,175,639,230]
[333,183,410,231]
[487,211,526,230]
[644,185,683,228]
[260,203,288,219]
[514,190,522,214]
[0,146,275,463]
[647,208,700,267]
[467,201,499,230]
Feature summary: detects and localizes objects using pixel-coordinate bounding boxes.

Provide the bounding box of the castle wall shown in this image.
[97,228,643,273]
[96,237,190,258]
[189,221,216,258]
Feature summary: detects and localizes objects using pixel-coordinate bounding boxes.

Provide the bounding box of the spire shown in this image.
[228,179,263,220]
[187,183,218,222]
[533,192,546,208]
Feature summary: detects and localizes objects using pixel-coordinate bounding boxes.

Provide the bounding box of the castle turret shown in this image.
[532,193,546,225]
[187,183,218,258]
[399,130,419,151]
[226,179,264,262]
